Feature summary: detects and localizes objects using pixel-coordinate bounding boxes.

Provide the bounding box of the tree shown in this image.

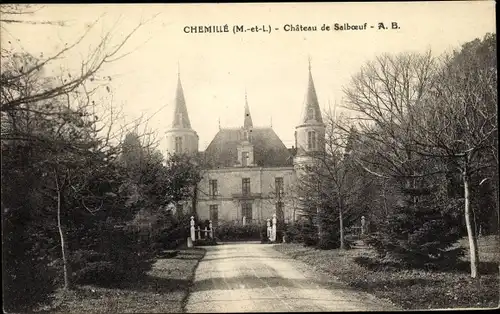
[409,33,497,277]
[341,50,470,268]
[1,7,154,308]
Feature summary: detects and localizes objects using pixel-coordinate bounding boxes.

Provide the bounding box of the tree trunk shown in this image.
[191,183,198,216]
[317,207,322,241]
[463,166,479,278]
[56,185,71,290]
[339,201,345,250]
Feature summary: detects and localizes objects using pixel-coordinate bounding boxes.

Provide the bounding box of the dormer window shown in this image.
[242,151,249,166]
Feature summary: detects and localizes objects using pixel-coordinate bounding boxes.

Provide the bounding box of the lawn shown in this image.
[274,235,499,310]
[37,248,206,313]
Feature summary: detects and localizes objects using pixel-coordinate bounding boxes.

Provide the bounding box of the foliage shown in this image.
[340,33,497,277]
[215,222,261,241]
[194,238,218,246]
[158,213,195,249]
[283,222,302,243]
[1,68,201,314]
[365,185,464,268]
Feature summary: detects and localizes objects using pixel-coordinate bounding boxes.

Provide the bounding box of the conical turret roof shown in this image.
[244,91,253,129]
[301,59,323,124]
[172,73,192,129]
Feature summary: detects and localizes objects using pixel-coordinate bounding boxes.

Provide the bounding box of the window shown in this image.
[275,177,284,198]
[175,136,183,153]
[242,178,250,195]
[307,131,316,150]
[242,151,249,166]
[209,180,218,198]
[243,130,252,141]
[242,202,252,220]
[209,205,218,224]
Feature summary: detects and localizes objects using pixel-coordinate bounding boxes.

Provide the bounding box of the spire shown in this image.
[244,90,253,128]
[172,69,192,129]
[301,57,323,124]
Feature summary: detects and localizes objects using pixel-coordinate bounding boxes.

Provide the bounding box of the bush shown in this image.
[194,238,217,246]
[365,189,464,269]
[284,223,302,243]
[282,219,318,246]
[158,213,192,249]
[301,219,319,247]
[69,224,157,287]
[215,223,261,241]
[3,219,58,312]
[260,223,270,243]
[72,261,117,285]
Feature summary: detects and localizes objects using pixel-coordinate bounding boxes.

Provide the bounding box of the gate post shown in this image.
[271,213,277,242]
[266,219,271,239]
[243,216,246,226]
[197,226,201,240]
[361,216,366,235]
[190,216,196,242]
[209,220,213,239]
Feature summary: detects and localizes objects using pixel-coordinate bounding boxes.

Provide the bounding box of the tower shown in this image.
[293,58,326,171]
[237,91,255,167]
[165,71,199,158]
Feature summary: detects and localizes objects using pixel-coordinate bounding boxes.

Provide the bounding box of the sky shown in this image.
[1,2,496,153]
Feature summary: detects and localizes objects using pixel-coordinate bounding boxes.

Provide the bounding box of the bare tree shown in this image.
[300,110,374,249]
[1,8,156,290]
[409,34,497,278]
[342,36,497,277]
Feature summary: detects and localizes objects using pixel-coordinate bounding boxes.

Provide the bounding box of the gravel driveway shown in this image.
[184,242,400,312]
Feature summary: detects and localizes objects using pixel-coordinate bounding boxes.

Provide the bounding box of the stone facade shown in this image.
[197,166,297,225]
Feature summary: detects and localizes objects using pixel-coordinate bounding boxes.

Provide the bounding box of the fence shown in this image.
[188,216,214,247]
[186,213,283,246]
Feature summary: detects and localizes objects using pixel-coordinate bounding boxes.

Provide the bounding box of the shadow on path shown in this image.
[192,275,345,292]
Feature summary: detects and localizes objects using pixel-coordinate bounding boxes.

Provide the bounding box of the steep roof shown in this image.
[300,61,323,124]
[171,74,192,129]
[244,92,253,128]
[204,127,293,168]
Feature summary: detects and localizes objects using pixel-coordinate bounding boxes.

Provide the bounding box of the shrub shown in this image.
[215,223,261,241]
[72,261,116,285]
[3,219,57,312]
[68,224,157,287]
[194,238,217,246]
[365,188,464,269]
[301,219,319,247]
[284,223,301,243]
[158,213,192,249]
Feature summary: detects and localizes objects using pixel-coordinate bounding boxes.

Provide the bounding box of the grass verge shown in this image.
[273,236,499,310]
[38,248,206,313]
